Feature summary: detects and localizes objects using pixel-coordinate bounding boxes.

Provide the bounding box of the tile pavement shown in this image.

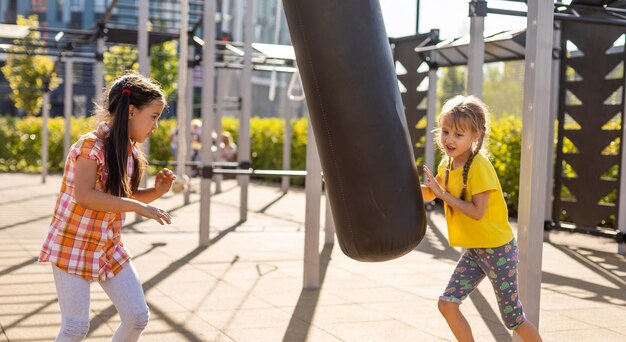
[0,173,624,341]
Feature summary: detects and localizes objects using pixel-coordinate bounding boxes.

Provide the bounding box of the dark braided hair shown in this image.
[94,71,166,197]
[437,95,489,201]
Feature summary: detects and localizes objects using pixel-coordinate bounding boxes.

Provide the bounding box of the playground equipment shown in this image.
[3,0,625,301]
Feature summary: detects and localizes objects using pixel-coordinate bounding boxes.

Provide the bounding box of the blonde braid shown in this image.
[444,156,452,192]
[460,134,484,201]
[443,156,454,214]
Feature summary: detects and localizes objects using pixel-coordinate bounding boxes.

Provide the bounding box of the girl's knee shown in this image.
[60,317,90,340]
[132,308,150,330]
[437,299,460,316]
[120,307,149,330]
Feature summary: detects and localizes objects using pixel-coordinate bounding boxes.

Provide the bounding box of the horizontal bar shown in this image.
[150,160,240,168]
[34,27,94,35]
[607,6,626,15]
[151,160,305,177]
[211,168,307,177]
[486,8,526,17]
[487,6,626,27]
[555,12,626,27]
[0,50,95,58]
[150,160,309,178]
[551,222,619,239]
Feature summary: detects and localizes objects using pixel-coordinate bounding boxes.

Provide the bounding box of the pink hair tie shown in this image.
[122,89,131,95]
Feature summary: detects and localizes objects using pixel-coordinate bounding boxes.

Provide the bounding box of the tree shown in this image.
[1,15,59,116]
[483,61,524,120]
[436,62,524,120]
[150,40,179,97]
[103,45,136,84]
[104,40,178,97]
[438,65,466,112]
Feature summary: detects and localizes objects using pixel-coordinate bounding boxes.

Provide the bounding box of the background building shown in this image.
[0,0,299,118]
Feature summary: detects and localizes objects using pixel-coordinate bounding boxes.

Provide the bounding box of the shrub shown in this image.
[0,115,526,216]
[0,116,93,172]
[0,116,309,187]
[487,116,522,217]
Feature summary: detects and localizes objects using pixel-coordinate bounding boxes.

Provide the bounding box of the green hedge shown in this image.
[0,116,309,185]
[1,115,526,214]
[4,114,619,226]
[487,116,522,217]
[0,116,94,172]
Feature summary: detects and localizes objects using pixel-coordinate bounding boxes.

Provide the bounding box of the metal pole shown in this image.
[618,34,626,255]
[238,0,254,222]
[267,0,282,102]
[467,0,486,98]
[62,0,71,24]
[138,0,150,76]
[545,22,561,236]
[619,141,626,253]
[415,0,420,33]
[233,0,244,42]
[199,0,217,247]
[136,0,150,222]
[425,65,438,173]
[282,73,292,193]
[63,57,73,159]
[214,69,225,193]
[324,193,335,245]
[184,41,195,205]
[516,0,554,334]
[94,26,104,101]
[221,0,232,34]
[176,0,190,191]
[41,91,50,184]
[304,117,321,289]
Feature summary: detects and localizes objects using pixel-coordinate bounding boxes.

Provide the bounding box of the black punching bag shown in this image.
[282,0,427,261]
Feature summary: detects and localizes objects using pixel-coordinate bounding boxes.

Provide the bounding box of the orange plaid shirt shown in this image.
[39,122,138,281]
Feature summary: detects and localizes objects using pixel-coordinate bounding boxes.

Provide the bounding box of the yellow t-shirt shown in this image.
[437,153,514,248]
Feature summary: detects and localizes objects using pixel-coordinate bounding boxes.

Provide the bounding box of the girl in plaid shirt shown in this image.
[40,72,175,341]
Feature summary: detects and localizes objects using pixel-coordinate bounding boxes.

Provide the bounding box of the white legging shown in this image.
[52,262,149,342]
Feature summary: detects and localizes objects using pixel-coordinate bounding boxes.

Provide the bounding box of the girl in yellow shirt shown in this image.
[421,95,542,342]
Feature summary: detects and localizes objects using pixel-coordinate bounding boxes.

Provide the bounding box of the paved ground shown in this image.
[0,172,624,341]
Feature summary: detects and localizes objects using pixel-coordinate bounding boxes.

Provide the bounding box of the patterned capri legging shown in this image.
[439,238,527,330]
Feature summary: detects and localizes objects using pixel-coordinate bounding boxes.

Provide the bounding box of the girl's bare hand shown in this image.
[136,204,172,225]
[422,166,445,198]
[154,168,176,195]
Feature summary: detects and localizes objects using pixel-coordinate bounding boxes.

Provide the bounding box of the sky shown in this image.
[379,0,528,39]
